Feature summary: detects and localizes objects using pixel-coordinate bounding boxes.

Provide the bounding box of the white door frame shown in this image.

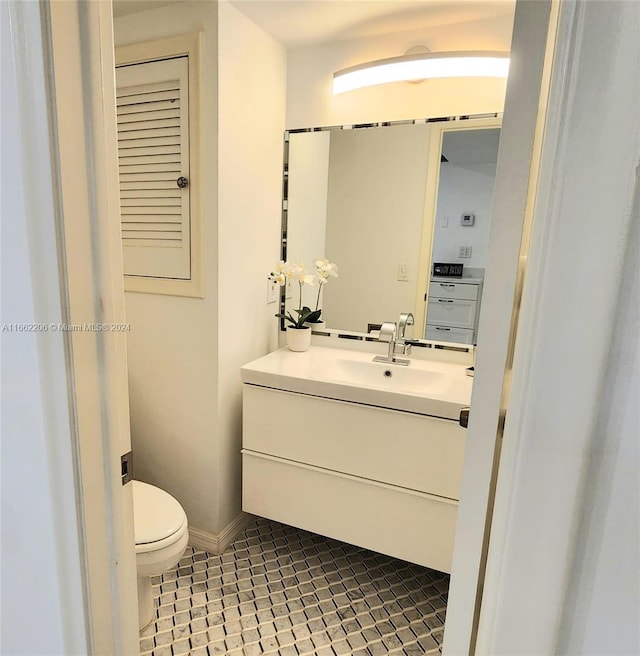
[475,0,640,651]
[443,1,560,651]
[446,0,640,653]
[2,1,138,653]
[47,1,139,651]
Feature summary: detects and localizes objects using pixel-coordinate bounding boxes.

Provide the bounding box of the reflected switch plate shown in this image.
[397,264,409,282]
[267,279,279,304]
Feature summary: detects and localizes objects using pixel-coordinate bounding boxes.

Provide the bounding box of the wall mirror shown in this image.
[281,115,501,347]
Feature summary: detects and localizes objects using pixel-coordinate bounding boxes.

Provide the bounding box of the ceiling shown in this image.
[112,0,515,49]
[442,127,501,165]
[228,0,515,48]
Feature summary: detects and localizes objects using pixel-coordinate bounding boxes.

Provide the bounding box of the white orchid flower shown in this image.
[314,258,339,281]
[286,262,313,283]
[269,261,288,285]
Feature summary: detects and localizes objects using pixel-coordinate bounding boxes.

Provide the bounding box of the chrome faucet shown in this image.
[373,321,410,366]
[398,312,414,337]
[398,312,415,350]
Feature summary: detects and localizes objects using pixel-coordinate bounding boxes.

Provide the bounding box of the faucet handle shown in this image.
[394,341,413,356]
[378,321,397,342]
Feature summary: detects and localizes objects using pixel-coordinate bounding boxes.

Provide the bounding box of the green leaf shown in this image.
[275,312,297,327]
[303,309,322,324]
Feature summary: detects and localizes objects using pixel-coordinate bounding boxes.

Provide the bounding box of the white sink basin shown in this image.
[241,345,472,420]
[311,358,449,395]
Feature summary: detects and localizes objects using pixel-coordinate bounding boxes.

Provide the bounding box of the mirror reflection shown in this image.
[425,126,500,343]
[284,117,501,345]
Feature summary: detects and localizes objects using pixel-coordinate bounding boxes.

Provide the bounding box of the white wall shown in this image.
[115,0,286,535]
[114,2,220,533]
[323,123,430,331]
[286,13,513,129]
[432,161,497,267]
[217,1,286,529]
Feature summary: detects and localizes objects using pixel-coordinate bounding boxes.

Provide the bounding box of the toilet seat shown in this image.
[133,480,188,554]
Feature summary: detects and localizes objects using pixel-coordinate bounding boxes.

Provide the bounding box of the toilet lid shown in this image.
[132,480,187,545]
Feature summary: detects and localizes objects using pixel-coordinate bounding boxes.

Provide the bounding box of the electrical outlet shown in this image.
[459,246,472,258]
[440,215,449,228]
[397,264,409,282]
[267,279,279,304]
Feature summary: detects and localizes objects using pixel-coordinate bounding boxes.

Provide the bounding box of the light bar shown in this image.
[333,51,510,94]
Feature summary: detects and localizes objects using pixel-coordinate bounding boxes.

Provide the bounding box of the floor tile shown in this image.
[140,517,449,655]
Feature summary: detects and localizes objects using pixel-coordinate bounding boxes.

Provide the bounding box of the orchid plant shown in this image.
[269,258,338,329]
[270,261,320,329]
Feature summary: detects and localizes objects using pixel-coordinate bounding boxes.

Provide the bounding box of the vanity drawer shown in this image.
[427,298,477,329]
[243,384,465,500]
[242,451,458,573]
[425,325,475,344]
[429,281,479,301]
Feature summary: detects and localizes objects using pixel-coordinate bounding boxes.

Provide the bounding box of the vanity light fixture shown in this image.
[333,50,510,94]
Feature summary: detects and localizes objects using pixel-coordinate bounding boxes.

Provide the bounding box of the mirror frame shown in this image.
[279,113,501,351]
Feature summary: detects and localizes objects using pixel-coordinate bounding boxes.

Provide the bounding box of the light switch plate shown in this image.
[397,264,409,282]
[267,279,279,304]
[459,246,472,258]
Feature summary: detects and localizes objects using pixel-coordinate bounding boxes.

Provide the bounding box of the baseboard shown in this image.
[188,513,255,555]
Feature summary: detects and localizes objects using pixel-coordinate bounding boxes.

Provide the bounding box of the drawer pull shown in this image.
[435,327,451,331]
[439,283,456,288]
[438,299,455,303]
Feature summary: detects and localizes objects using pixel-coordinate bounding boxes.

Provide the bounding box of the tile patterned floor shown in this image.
[140,518,449,656]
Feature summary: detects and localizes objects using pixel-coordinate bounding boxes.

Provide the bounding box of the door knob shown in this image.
[459,407,470,428]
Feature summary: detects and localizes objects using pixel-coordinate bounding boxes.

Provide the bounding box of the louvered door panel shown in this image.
[116,57,190,279]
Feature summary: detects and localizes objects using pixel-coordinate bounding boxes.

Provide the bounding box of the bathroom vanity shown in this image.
[241,345,472,573]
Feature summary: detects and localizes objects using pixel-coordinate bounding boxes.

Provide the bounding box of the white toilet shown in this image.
[133,480,189,630]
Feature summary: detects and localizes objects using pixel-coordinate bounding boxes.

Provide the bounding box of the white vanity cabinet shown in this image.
[242,383,467,573]
[426,277,483,344]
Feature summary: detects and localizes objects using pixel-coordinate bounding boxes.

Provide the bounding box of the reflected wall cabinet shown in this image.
[425,277,483,344]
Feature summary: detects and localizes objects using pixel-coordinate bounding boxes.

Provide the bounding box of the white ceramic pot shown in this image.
[286,326,312,352]
[305,320,326,330]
